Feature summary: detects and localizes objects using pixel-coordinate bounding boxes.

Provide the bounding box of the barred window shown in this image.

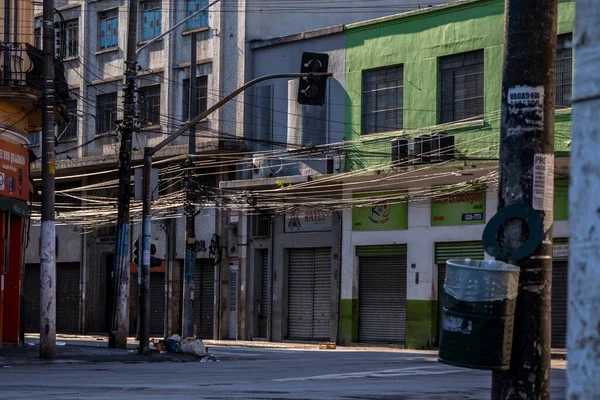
[140,85,161,127]
[362,65,403,134]
[96,92,118,134]
[62,20,78,58]
[439,50,484,123]
[182,76,208,121]
[556,33,572,109]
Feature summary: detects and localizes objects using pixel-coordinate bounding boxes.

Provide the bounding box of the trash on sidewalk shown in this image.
[56,341,66,346]
[149,335,207,357]
[199,354,219,362]
[319,342,336,350]
[178,338,206,356]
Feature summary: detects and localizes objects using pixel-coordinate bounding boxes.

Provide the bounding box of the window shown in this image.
[96,92,118,134]
[140,85,161,127]
[62,20,78,58]
[182,76,208,121]
[556,33,572,109]
[362,65,404,134]
[34,20,42,48]
[98,9,118,50]
[58,100,78,141]
[439,50,484,123]
[29,131,41,147]
[140,0,162,41]
[186,0,208,30]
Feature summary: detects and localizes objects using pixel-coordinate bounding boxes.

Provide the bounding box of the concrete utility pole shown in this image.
[491,0,557,398]
[567,1,600,398]
[110,0,138,350]
[40,0,57,360]
[139,149,152,355]
[182,32,198,339]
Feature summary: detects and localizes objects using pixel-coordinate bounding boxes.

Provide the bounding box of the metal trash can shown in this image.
[438,258,520,371]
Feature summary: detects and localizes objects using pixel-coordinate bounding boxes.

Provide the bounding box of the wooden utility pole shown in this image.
[40,0,57,360]
[567,1,600,398]
[491,0,558,398]
[110,0,138,349]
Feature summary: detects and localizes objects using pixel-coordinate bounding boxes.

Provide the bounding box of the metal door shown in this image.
[357,245,407,344]
[228,262,238,339]
[22,264,40,333]
[287,248,331,341]
[258,249,269,338]
[56,263,81,334]
[552,261,568,348]
[194,259,215,339]
[149,272,164,336]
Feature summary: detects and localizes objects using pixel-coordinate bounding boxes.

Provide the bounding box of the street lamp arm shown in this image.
[149,72,332,156]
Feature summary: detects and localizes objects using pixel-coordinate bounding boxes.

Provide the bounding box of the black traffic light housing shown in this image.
[133,237,140,265]
[298,52,329,105]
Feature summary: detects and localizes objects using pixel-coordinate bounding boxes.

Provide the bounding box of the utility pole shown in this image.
[139,149,152,355]
[110,0,138,350]
[567,1,600,398]
[491,0,557,398]
[182,32,198,339]
[40,0,57,360]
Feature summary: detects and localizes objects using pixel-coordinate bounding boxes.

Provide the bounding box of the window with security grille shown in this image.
[140,0,162,41]
[556,33,572,109]
[58,100,78,141]
[182,76,208,121]
[140,85,161,127]
[362,65,403,134]
[186,0,209,30]
[98,9,118,50]
[62,20,78,58]
[439,50,484,123]
[96,92,118,134]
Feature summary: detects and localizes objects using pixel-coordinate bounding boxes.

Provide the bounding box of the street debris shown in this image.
[56,341,66,346]
[200,354,219,363]
[319,342,336,350]
[150,334,208,357]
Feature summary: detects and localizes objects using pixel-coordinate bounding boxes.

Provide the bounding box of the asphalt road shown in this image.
[0,345,567,399]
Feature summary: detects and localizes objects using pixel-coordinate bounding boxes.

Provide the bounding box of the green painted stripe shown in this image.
[356,244,407,257]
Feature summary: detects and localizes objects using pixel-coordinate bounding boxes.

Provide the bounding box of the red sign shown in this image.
[0,140,29,202]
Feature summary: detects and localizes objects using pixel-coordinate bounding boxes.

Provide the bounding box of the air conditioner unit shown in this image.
[414,135,433,163]
[326,155,345,174]
[391,137,409,166]
[251,156,283,179]
[431,132,455,162]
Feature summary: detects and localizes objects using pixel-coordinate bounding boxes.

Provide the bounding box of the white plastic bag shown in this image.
[178,339,206,356]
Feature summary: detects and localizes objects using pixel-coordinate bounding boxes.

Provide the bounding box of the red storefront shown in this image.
[0,139,29,347]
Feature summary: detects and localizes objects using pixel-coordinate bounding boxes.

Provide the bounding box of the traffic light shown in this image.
[133,237,140,265]
[297,52,329,105]
[150,243,162,267]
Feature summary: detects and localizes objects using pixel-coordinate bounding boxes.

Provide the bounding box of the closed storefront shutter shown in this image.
[149,272,164,336]
[357,245,407,344]
[56,263,80,334]
[287,248,331,341]
[552,238,569,348]
[23,264,40,333]
[194,259,215,339]
[435,241,484,342]
[23,263,80,334]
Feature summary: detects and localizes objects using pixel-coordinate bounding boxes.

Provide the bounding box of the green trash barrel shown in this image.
[438,258,520,371]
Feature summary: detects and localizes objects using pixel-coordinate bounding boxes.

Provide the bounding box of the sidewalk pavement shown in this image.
[1,334,565,367]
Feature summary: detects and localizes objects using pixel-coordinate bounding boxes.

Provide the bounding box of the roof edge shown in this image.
[249,25,344,50]
[345,0,489,31]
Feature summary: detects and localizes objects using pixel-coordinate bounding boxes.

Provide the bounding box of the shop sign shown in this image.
[431,189,485,226]
[285,208,332,233]
[553,244,569,259]
[0,140,29,202]
[352,191,408,231]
